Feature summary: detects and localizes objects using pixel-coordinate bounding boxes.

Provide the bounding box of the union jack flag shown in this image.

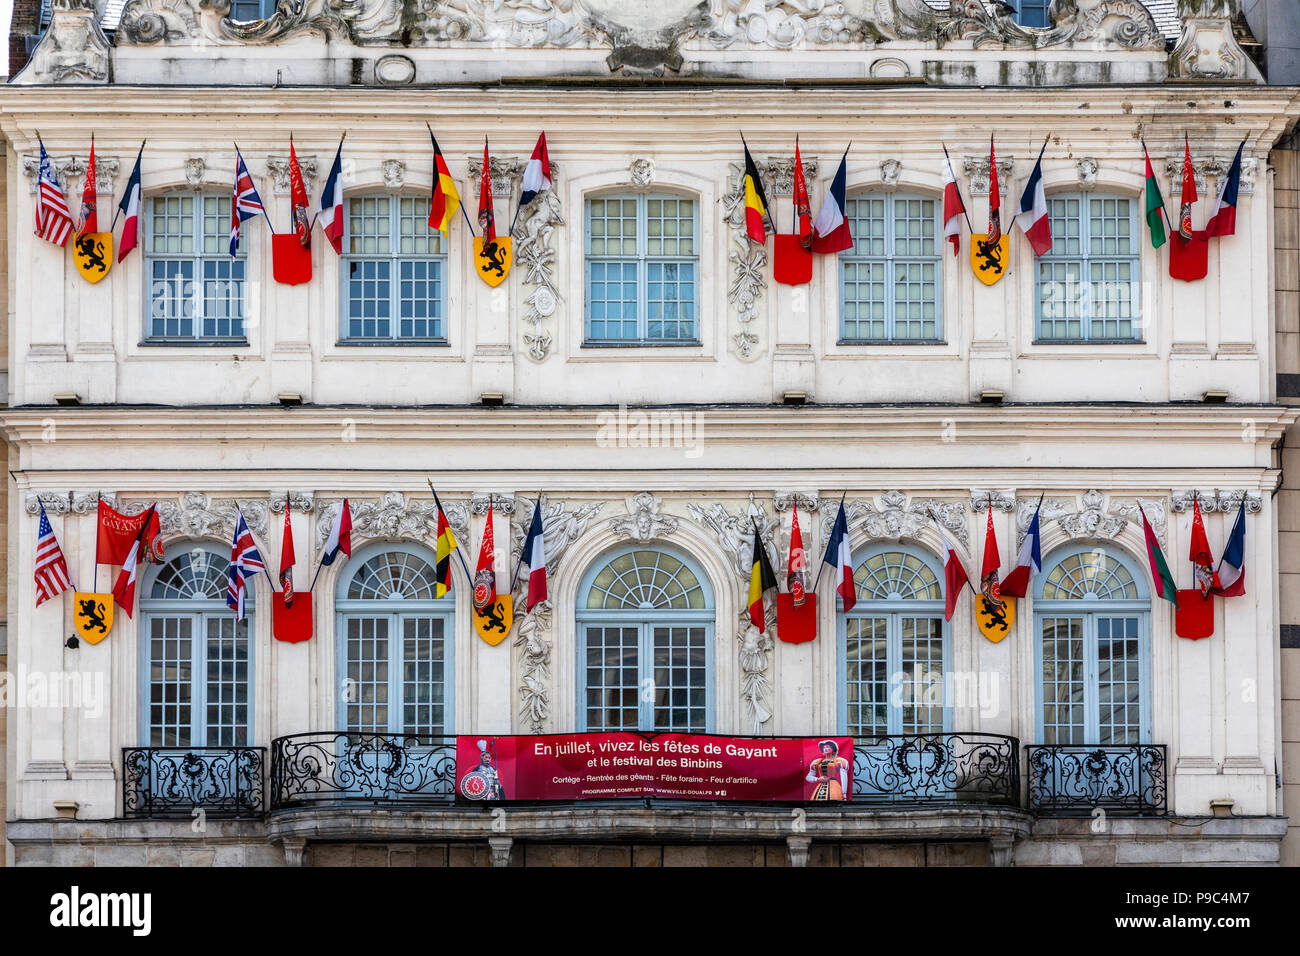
[227,507,265,621]
[230,149,266,258]
[34,141,74,247]
[34,502,73,607]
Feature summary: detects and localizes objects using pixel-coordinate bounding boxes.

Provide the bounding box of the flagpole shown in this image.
[92,492,100,592]
[942,142,975,233]
[808,491,846,598]
[428,480,475,588]
[509,491,544,592]
[928,506,978,595]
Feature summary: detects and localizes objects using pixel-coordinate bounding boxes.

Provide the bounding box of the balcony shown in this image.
[851,733,1019,807]
[1025,744,1168,816]
[122,746,266,819]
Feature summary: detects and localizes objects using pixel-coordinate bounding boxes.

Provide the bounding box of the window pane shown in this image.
[585,626,639,730]
[149,616,193,747]
[1040,617,1085,745]
[345,616,389,734]
[845,617,888,736]
[652,626,707,732]
[841,194,939,342]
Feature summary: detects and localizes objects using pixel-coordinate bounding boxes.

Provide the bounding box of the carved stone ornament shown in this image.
[198,0,350,44]
[880,158,902,190]
[512,185,565,362]
[24,154,119,196]
[1076,157,1099,191]
[723,161,768,359]
[118,0,201,43]
[970,489,1016,513]
[508,498,605,578]
[381,159,406,189]
[315,492,469,546]
[817,491,967,551]
[266,154,318,194]
[269,492,315,514]
[687,494,779,581]
[184,158,207,187]
[1169,489,1263,514]
[1201,153,1259,197]
[24,492,102,516]
[963,155,1015,200]
[1170,5,1254,80]
[15,0,110,84]
[629,158,656,187]
[469,492,517,516]
[773,492,820,514]
[610,493,679,544]
[1016,489,1168,548]
[115,492,270,541]
[761,156,819,197]
[1164,156,1211,199]
[468,155,523,197]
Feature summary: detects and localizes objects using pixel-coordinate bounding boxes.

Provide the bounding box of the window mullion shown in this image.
[638,196,648,341]
[884,205,895,339]
[390,201,401,343]
[192,612,207,747]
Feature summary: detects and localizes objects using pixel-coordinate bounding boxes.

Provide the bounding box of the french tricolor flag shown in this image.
[520,132,552,207]
[1205,140,1244,239]
[319,139,345,254]
[1014,140,1052,257]
[519,501,547,610]
[117,144,144,263]
[320,498,352,567]
[999,501,1042,599]
[1212,500,1246,598]
[820,500,855,612]
[811,147,853,254]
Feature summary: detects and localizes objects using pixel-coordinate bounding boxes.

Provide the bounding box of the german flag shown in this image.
[427,126,461,236]
[748,526,777,632]
[433,493,458,599]
[741,137,772,245]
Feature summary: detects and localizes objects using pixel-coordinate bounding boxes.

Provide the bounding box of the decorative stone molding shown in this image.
[508,499,604,576]
[760,155,818,197]
[381,159,405,189]
[610,493,679,544]
[315,492,468,546]
[686,494,779,582]
[469,492,517,516]
[17,0,110,84]
[723,162,767,359]
[468,156,522,197]
[1039,0,1165,50]
[962,155,1014,200]
[24,154,119,196]
[513,186,564,362]
[879,158,902,191]
[628,157,655,188]
[1164,156,1211,198]
[374,54,416,85]
[737,621,774,730]
[118,0,201,43]
[1016,490,1168,548]
[773,492,820,514]
[1202,153,1259,197]
[116,492,269,541]
[184,158,206,187]
[1169,489,1263,514]
[269,493,315,514]
[971,490,1016,513]
[1170,5,1254,80]
[200,0,350,44]
[266,155,318,194]
[822,491,968,551]
[1076,157,1099,191]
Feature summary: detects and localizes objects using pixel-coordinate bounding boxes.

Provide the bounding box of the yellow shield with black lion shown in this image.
[73,232,114,284]
[970,232,1009,286]
[976,592,1015,644]
[73,592,114,645]
[473,236,512,287]
[473,594,513,646]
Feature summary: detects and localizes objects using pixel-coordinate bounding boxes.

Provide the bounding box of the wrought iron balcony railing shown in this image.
[850,733,1020,806]
[1025,744,1167,816]
[122,747,266,818]
[269,731,1021,811]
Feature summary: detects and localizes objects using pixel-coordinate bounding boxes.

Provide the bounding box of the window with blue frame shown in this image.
[146,194,246,343]
[343,195,446,344]
[337,545,453,736]
[229,0,276,21]
[840,547,949,736]
[1034,546,1150,745]
[577,547,713,732]
[585,193,698,345]
[840,193,942,343]
[1015,0,1052,28]
[140,546,251,747]
[1036,194,1141,342]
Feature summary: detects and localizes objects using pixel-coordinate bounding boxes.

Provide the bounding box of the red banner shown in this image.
[455,733,852,802]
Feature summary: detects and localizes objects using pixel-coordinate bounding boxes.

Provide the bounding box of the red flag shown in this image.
[787,504,807,606]
[97,499,164,566]
[942,146,965,257]
[473,500,498,612]
[477,139,496,243]
[79,135,98,236]
[112,505,155,618]
[980,506,1001,594]
[792,137,812,250]
[938,525,969,623]
[1189,496,1219,596]
[1179,136,1197,242]
[289,139,311,249]
[280,494,296,607]
[987,137,1001,245]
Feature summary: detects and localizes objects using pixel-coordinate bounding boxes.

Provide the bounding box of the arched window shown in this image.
[342,194,446,343]
[1034,545,1150,744]
[1035,193,1140,342]
[585,192,699,345]
[839,192,942,343]
[576,547,713,732]
[336,544,454,735]
[145,192,246,342]
[840,546,949,736]
[140,544,251,746]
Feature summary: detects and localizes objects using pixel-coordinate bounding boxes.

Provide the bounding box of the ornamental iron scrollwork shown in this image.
[270,732,456,808]
[122,746,265,818]
[1026,744,1168,815]
[850,732,1019,806]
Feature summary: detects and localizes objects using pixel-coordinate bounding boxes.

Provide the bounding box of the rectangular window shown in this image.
[586,194,698,345]
[1036,195,1140,342]
[1016,0,1051,27]
[840,194,941,343]
[145,194,246,343]
[343,195,446,344]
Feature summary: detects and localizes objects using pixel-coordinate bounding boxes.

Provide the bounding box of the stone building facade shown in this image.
[1,0,1297,866]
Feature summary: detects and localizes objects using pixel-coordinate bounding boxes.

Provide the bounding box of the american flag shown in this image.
[227,507,265,621]
[34,502,73,607]
[230,149,266,258]
[34,141,74,247]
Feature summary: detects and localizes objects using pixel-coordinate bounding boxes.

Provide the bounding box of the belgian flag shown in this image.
[748,525,777,632]
[741,136,772,245]
[432,493,458,599]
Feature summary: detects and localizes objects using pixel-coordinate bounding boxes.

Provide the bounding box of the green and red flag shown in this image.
[1141,506,1178,607]
[1142,142,1168,249]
